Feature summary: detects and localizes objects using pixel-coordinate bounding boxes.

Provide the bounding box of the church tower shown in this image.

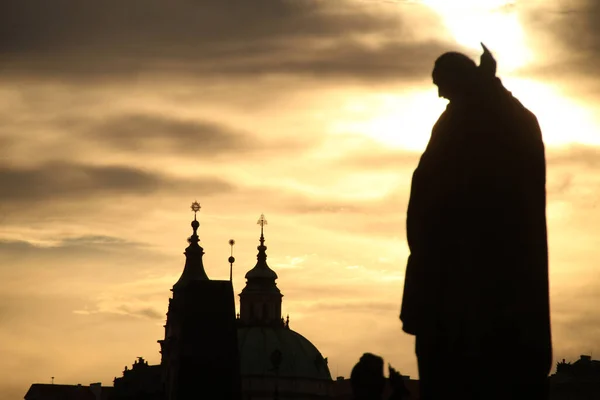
[235,215,333,400]
[159,202,241,400]
[238,214,284,327]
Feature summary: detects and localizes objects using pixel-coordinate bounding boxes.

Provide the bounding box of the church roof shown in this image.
[245,261,278,280]
[238,326,332,381]
[173,202,209,289]
[244,214,278,281]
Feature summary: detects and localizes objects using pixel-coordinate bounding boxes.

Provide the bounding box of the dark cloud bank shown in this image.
[0,0,452,83]
[0,162,233,204]
[521,0,600,83]
[84,114,252,155]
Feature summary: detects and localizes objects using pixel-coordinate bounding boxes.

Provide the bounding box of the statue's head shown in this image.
[432,52,477,101]
[432,44,498,102]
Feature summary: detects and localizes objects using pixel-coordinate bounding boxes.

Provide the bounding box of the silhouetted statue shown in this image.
[400,44,552,400]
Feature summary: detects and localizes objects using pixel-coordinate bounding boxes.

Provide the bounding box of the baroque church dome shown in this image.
[236,214,332,389]
[238,326,331,380]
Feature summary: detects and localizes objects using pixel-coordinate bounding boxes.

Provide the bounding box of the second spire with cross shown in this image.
[239,212,283,327]
[257,213,267,246]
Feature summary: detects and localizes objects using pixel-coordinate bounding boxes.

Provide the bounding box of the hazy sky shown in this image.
[2,0,600,398]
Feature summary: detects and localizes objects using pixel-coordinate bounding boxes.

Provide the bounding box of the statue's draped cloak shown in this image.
[400,77,552,377]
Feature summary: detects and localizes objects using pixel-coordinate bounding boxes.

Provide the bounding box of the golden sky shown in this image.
[1,0,600,398]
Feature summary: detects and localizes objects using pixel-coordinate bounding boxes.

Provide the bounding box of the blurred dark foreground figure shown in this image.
[400,44,552,400]
[350,353,410,400]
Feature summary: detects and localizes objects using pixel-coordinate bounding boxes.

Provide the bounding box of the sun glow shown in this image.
[504,78,600,146]
[422,0,530,73]
[330,89,446,151]
[333,0,600,151]
[332,79,600,152]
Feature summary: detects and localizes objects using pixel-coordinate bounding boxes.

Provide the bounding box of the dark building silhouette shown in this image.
[112,358,162,400]
[25,383,112,400]
[549,355,600,400]
[84,202,241,400]
[333,376,419,400]
[25,205,600,400]
[554,355,600,380]
[157,203,241,400]
[24,205,334,400]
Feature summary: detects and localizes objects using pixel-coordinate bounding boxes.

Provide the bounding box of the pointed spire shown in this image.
[188,200,201,246]
[245,214,277,280]
[238,213,283,327]
[174,201,209,289]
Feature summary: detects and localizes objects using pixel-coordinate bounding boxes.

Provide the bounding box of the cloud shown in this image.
[80,114,253,155]
[549,1,600,61]
[70,274,180,322]
[520,0,600,84]
[133,307,163,320]
[0,86,324,166]
[0,162,233,204]
[335,141,600,176]
[337,149,421,171]
[60,236,134,247]
[301,300,399,314]
[545,145,600,210]
[74,304,164,321]
[0,0,452,83]
[549,279,600,362]
[547,144,600,169]
[67,113,311,159]
[0,291,165,399]
[0,235,175,301]
[227,187,409,243]
[0,235,146,256]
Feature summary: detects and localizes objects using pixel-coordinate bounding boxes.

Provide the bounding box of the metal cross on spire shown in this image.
[191,201,201,220]
[257,213,267,236]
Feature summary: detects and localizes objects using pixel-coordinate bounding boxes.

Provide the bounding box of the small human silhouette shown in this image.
[350,353,410,400]
[400,44,552,400]
[351,353,386,400]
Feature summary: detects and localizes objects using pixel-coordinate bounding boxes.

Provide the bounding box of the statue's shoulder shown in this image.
[509,94,541,127]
